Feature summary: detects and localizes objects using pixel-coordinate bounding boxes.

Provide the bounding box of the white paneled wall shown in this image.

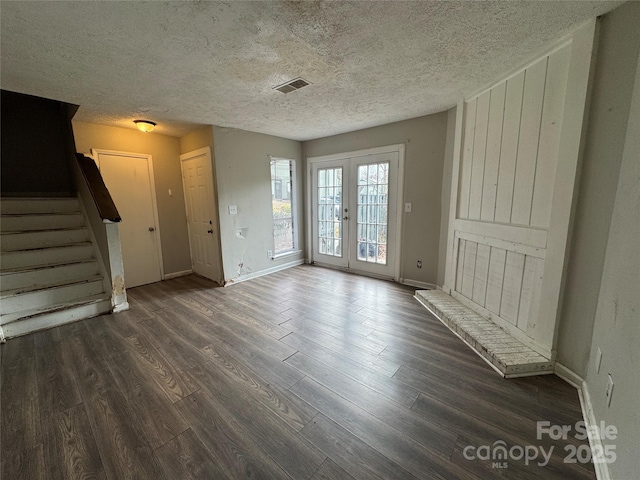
[444,21,597,359]
[457,44,570,228]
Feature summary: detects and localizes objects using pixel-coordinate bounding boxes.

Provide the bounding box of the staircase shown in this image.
[0,197,111,340]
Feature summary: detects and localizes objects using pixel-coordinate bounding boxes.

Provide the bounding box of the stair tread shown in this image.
[1,212,82,217]
[0,293,110,324]
[1,226,87,235]
[1,241,93,254]
[1,274,104,298]
[1,258,98,275]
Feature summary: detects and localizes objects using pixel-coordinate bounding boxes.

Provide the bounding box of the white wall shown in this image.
[212,127,304,284]
[441,28,594,358]
[556,1,640,377]
[303,113,449,287]
[584,43,640,480]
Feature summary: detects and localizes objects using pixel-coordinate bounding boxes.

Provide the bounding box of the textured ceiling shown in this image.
[0,1,622,141]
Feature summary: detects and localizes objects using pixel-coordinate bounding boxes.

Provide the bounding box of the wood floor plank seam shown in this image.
[1,266,595,480]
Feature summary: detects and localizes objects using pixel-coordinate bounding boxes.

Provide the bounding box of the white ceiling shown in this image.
[1,1,622,141]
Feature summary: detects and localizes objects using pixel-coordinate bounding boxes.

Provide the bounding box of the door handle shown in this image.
[148,227,155,232]
[343,216,349,221]
[207,229,213,234]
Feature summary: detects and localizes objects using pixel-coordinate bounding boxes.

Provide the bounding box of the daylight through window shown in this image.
[270,159,296,255]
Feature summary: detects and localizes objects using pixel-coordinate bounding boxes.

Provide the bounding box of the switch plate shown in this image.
[595,347,602,374]
[404,202,412,213]
[605,374,614,407]
[228,205,238,215]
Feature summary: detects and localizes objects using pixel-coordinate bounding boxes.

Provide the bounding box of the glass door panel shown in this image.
[356,162,389,265]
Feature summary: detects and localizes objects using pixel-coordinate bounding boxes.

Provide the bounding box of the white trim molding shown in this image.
[579,382,612,480]
[400,279,437,290]
[224,259,304,286]
[164,269,194,280]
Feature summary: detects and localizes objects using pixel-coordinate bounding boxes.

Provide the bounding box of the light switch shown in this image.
[228,205,238,215]
[404,202,412,213]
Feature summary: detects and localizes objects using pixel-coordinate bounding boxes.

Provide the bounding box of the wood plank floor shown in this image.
[1,265,596,479]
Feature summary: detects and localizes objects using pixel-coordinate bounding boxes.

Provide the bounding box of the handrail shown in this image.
[74,153,121,222]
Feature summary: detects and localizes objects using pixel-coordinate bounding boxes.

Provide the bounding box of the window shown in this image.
[270,158,296,255]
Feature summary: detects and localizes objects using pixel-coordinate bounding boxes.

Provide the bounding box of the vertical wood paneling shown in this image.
[517,256,542,331]
[511,58,548,225]
[494,71,525,223]
[455,239,466,294]
[525,257,544,336]
[481,82,506,222]
[499,251,525,324]
[468,91,491,220]
[458,99,477,219]
[471,244,491,306]
[461,241,477,298]
[530,45,571,227]
[485,247,506,315]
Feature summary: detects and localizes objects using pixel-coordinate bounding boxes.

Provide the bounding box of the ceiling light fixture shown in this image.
[134,120,156,132]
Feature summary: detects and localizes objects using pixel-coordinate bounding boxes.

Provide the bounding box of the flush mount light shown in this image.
[134,120,156,132]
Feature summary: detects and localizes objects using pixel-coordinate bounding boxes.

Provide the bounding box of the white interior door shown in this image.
[180,147,221,282]
[311,150,400,279]
[92,149,163,288]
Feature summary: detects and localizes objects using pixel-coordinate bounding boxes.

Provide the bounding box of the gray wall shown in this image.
[437,108,457,287]
[212,127,304,284]
[556,2,640,377]
[302,113,448,286]
[73,121,192,276]
[584,41,640,480]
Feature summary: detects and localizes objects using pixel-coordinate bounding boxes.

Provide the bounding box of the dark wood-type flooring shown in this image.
[1,265,595,479]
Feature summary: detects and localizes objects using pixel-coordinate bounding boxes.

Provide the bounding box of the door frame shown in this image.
[91,148,165,281]
[306,144,405,281]
[179,146,223,283]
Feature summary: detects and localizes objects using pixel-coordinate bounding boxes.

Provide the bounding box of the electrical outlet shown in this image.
[605,374,614,407]
[595,347,603,374]
[417,260,422,268]
[267,250,273,259]
[405,202,412,213]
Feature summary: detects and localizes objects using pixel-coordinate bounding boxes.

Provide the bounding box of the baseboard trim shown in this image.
[554,364,613,480]
[400,279,437,289]
[164,269,193,280]
[579,382,612,480]
[554,362,584,389]
[224,259,304,286]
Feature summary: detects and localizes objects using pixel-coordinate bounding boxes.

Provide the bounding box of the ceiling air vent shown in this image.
[274,77,311,94]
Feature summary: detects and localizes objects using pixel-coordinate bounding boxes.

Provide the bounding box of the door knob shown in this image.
[207,229,213,234]
[343,216,349,221]
[148,227,155,232]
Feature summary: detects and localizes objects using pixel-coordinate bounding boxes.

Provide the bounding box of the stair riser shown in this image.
[0,299,111,338]
[1,262,100,292]
[0,199,79,215]
[1,229,89,252]
[1,280,104,315]
[1,245,94,270]
[1,214,85,232]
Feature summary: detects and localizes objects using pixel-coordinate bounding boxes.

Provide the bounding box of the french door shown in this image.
[311,150,400,278]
